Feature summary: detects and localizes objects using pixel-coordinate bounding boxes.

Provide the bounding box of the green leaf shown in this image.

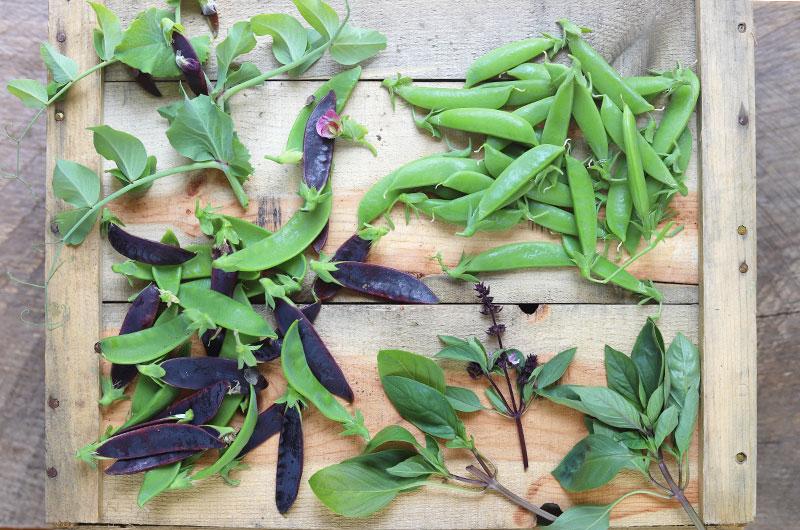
[53,160,100,208]
[646,385,664,423]
[666,333,700,408]
[251,14,308,66]
[291,27,326,75]
[567,386,643,430]
[537,384,592,416]
[215,21,257,89]
[292,0,339,40]
[363,425,420,454]
[7,79,49,109]
[434,340,487,373]
[444,385,483,413]
[547,503,613,530]
[386,455,436,478]
[330,25,387,65]
[536,347,576,389]
[674,381,699,455]
[377,349,446,393]
[89,125,148,182]
[225,62,262,89]
[484,386,509,415]
[309,449,426,518]
[654,405,679,448]
[552,434,645,492]
[630,318,664,399]
[90,2,123,61]
[382,375,463,440]
[166,95,233,162]
[54,207,98,245]
[604,345,641,406]
[40,42,78,84]
[115,8,181,78]
[138,462,182,507]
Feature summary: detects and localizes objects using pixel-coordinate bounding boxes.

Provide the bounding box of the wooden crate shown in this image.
[44,0,756,528]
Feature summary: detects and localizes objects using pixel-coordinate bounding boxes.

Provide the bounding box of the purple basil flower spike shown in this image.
[316,109,342,139]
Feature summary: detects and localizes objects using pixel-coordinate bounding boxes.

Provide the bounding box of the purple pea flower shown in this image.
[316,109,342,139]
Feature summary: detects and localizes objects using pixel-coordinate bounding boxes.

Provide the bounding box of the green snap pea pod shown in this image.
[224,216,272,246]
[476,144,564,221]
[624,74,686,97]
[505,62,551,81]
[464,37,557,88]
[621,104,650,222]
[543,62,570,84]
[177,281,274,338]
[526,181,572,208]
[152,230,183,295]
[112,244,212,282]
[439,170,494,194]
[388,156,484,192]
[98,313,195,365]
[119,376,181,434]
[267,66,362,164]
[486,96,554,151]
[431,192,482,223]
[559,19,653,114]
[600,96,682,191]
[565,155,598,256]
[383,76,514,109]
[442,241,573,281]
[540,71,574,147]
[673,127,693,175]
[219,284,260,360]
[214,182,332,272]
[138,461,182,507]
[407,191,519,232]
[624,223,642,255]
[475,79,554,106]
[529,202,606,238]
[427,108,538,145]
[357,168,400,226]
[651,68,699,154]
[605,164,632,242]
[427,185,462,201]
[572,68,609,160]
[210,394,245,426]
[483,143,514,178]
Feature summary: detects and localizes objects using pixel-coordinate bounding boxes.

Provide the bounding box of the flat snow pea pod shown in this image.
[464,37,557,88]
[505,62,552,81]
[475,144,564,221]
[572,69,609,160]
[383,76,514,110]
[388,156,485,192]
[275,406,303,513]
[98,313,194,365]
[238,403,285,457]
[565,155,598,256]
[443,242,573,280]
[210,394,244,427]
[605,165,632,242]
[625,74,686,97]
[624,223,642,255]
[268,66,361,164]
[105,450,197,475]
[427,109,538,145]
[160,357,268,394]
[213,181,332,272]
[326,262,438,304]
[223,216,272,246]
[357,168,400,226]
[157,381,230,425]
[540,70,574,147]
[476,79,554,106]
[559,19,653,114]
[110,283,162,389]
[528,202,599,237]
[177,281,274,338]
[313,233,374,301]
[202,243,238,357]
[304,90,336,191]
[486,96,554,151]
[622,104,650,221]
[599,96,682,191]
[107,224,196,266]
[137,462,181,507]
[275,299,354,402]
[482,143,514,178]
[96,423,225,459]
[431,192,483,223]
[651,68,700,154]
[440,170,494,194]
[526,181,573,208]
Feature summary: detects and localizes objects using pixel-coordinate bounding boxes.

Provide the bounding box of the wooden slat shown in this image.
[96,303,700,528]
[44,0,103,524]
[696,0,758,525]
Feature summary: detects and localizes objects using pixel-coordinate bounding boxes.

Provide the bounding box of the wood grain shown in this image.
[696,0,758,525]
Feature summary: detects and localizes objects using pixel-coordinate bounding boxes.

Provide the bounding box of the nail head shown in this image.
[54,111,65,122]
[737,22,746,33]
[48,397,60,409]
[47,467,58,478]
[56,32,67,43]
[735,452,747,463]
[737,225,747,235]
[739,262,749,274]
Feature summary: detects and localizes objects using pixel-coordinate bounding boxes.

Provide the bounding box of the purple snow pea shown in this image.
[171,30,209,96]
[156,381,229,425]
[105,450,196,475]
[304,90,337,191]
[312,223,329,254]
[275,299,353,402]
[201,243,238,356]
[251,302,321,362]
[128,67,162,97]
[96,423,225,459]
[238,403,285,457]
[275,406,303,513]
[111,283,162,389]
[160,357,267,394]
[312,233,374,301]
[301,301,322,323]
[327,262,438,304]
[107,224,195,266]
[198,0,219,37]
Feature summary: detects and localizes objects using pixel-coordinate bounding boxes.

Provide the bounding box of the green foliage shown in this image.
[90,2,123,61]
[330,25,387,65]
[7,79,49,109]
[89,125,149,183]
[40,42,78,85]
[52,160,100,208]
[552,434,647,492]
[251,14,308,66]
[214,21,257,90]
[444,385,483,413]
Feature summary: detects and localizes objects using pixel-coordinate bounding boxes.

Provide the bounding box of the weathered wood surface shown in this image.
[96,303,700,528]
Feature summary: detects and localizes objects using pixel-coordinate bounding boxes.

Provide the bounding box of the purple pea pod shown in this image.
[156,381,229,425]
[107,224,196,266]
[275,406,303,513]
[313,233,374,301]
[111,283,162,389]
[96,423,225,459]
[160,357,268,394]
[253,337,282,363]
[198,0,219,38]
[202,243,238,357]
[301,301,322,324]
[128,67,162,97]
[328,262,438,304]
[312,222,329,254]
[171,31,209,97]
[105,450,196,475]
[275,299,353,402]
[238,403,285,457]
[303,90,337,191]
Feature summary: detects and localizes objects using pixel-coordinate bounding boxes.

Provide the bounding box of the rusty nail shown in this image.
[54,111,65,122]
[47,467,58,478]
[739,262,749,274]
[737,225,747,236]
[735,452,747,463]
[56,32,67,43]
[738,113,749,126]
[737,22,746,33]
[48,397,60,409]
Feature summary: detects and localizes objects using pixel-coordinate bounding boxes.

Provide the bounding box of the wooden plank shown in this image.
[103,0,698,81]
[44,0,103,525]
[74,526,745,530]
[696,0,758,525]
[96,303,700,528]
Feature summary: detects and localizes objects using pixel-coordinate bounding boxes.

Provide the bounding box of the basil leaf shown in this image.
[40,42,78,84]
[444,385,483,413]
[53,160,100,208]
[115,8,179,78]
[666,333,700,408]
[654,405,679,448]
[552,434,645,492]
[330,25,387,66]
[537,385,592,416]
[547,503,613,530]
[89,125,148,182]
[630,318,664,399]
[377,349,445,393]
[434,341,487,373]
[54,207,98,245]
[251,14,308,66]
[292,0,339,40]
[7,79,49,109]
[309,449,426,517]
[363,425,419,454]
[674,381,699,455]
[646,385,664,423]
[484,386,509,415]
[215,21,257,89]
[386,455,436,478]
[89,2,123,61]
[604,345,641,406]
[382,375,462,440]
[536,347,576,389]
[567,386,643,430]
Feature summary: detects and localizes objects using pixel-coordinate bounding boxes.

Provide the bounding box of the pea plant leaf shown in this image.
[224,62,262,89]
[7,79,49,109]
[214,21,257,90]
[89,125,149,182]
[604,345,641,406]
[89,2,123,61]
[291,27,326,75]
[251,14,308,66]
[40,42,78,85]
[54,207,99,245]
[535,347,576,389]
[377,349,446,393]
[292,0,339,40]
[552,434,646,492]
[444,385,483,413]
[381,375,462,440]
[53,160,101,208]
[630,318,664,399]
[330,25,387,66]
[665,333,700,408]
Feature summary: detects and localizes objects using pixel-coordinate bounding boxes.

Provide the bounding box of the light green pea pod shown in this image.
[475,78,555,106]
[571,66,609,160]
[152,229,183,295]
[388,156,485,192]
[540,70,574,147]
[98,313,195,365]
[138,461,182,507]
[438,241,573,282]
[425,108,539,145]
[651,68,699,154]
[621,104,650,224]
[482,143,514,178]
[177,281,274,338]
[486,96,554,151]
[606,165,633,242]
[505,62,551,81]
[465,37,558,88]
[565,155,598,256]
[383,75,514,110]
[439,170,494,194]
[526,181,572,208]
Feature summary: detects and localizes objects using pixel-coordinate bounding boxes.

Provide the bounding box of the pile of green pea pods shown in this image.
[360,19,699,302]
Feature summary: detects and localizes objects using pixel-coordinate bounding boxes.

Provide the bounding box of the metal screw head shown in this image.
[56,32,67,43]
[737,225,747,235]
[735,452,747,463]
[54,111,65,122]
[47,467,58,478]
[48,397,60,409]
[739,262,749,274]
[737,22,747,33]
